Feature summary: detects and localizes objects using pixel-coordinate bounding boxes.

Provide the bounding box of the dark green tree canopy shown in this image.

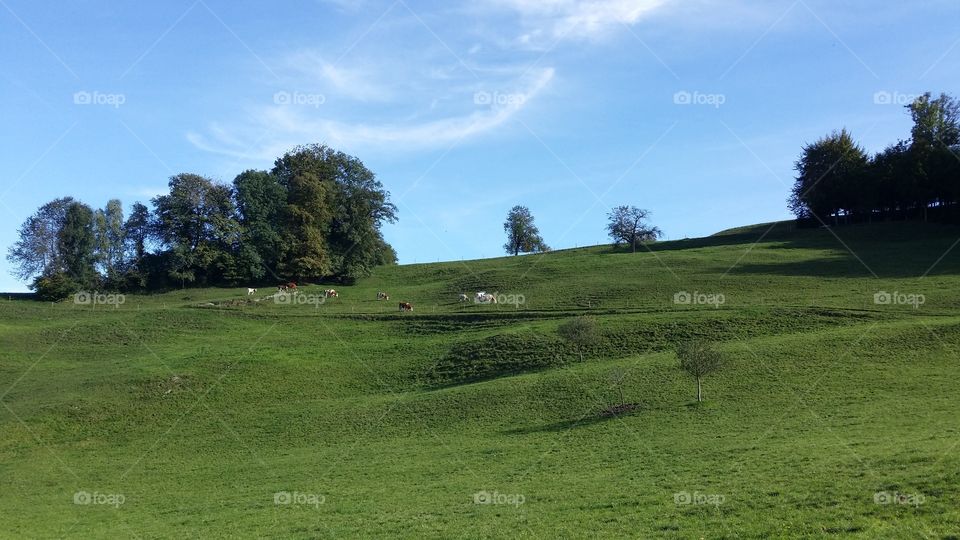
[788,92,960,225]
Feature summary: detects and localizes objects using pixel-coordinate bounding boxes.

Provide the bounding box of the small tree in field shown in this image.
[608,368,629,408]
[503,205,549,256]
[606,205,662,253]
[557,316,599,362]
[677,340,725,402]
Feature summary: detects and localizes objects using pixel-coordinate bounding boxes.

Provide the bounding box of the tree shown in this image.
[608,368,629,408]
[92,209,109,274]
[326,152,398,281]
[104,199,125,276]
[788,129,869,223]
[908,92,960,149]
[123,202,151,265]
[234,170,286,282]
[677,340,725,402]
[907,94,960,220]
[606,206,662,252]
[7,197,75,281]
[503,205,548,256]
[58,202,97,289]
[273,145,336,280]
[152,174,239,286]
[557,316,599,362]
[120,201,152,289]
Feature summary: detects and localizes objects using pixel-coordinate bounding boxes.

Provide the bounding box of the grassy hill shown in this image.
[3,221,960,538]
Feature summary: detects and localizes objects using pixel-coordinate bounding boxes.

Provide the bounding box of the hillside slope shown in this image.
[2,221,960,538]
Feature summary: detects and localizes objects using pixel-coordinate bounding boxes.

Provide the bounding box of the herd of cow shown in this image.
[245,284,500,312]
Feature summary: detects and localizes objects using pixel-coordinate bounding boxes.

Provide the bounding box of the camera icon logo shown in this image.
[473,91,492,105]
[873,291,892,305]
[673,91,692,105]
[273,91,292,105]
[74,490,92,505]
[274,491,292,505]
[873,91,892,105]
[673,291,692,305]
[73,91,92,105]
[473,491,492,504]
[673,491,692,505]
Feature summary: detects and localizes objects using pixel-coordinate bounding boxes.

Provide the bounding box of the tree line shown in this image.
[790,92,960,224]
[8,144,398,299]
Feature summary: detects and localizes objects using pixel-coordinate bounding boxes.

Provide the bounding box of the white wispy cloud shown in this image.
[187,67,555,160]
[282,51,394,102]
[489,0,668,43]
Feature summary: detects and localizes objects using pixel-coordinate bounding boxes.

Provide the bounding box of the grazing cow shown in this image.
[399,302,413,312]
[286,282,298,291]
[246,288,257,295]
[377,291,390,300]
[325,289,338,298]
[475,292,497,304]
[277,285,287,293]
[458,293,469,302]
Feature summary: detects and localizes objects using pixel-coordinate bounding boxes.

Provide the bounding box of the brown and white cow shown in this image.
[399,302,413,312]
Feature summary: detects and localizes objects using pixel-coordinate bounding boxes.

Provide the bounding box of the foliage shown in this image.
[30,271,80,301]
[606,205,662,251]
[7,144,399,291]
[503,205,549,256]
[557,316,600,362]
[789,92,960,224]
[677,339,725,402]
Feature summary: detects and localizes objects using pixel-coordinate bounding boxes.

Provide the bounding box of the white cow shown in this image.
[247,288,257,295]
[475,291,497,304]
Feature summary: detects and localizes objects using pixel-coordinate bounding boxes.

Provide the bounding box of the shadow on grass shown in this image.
[503,405,642,434]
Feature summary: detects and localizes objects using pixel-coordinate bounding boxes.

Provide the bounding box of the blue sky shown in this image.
[1,0,958,291]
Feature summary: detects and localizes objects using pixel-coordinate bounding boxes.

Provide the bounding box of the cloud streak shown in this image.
[187,67,555,160]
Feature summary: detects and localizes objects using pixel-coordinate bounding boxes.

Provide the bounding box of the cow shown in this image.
[475,292,497,304]
[458,293,469,302]
[399,302,413,312]
[277,285,287,293]
[286,282,298,291]
[325,289,338,298]
[377,291,390,300]
[246,288,257,295]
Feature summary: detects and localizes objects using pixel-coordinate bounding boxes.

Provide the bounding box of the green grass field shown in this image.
[3,221,960,538]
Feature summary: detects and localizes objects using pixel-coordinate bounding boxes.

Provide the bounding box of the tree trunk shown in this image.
[696,378,702,402]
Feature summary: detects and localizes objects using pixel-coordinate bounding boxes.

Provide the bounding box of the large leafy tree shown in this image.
[273,146,336,280]
[104,199,125,276]
[7,197,75,281]
[327,153,398,280]
[788,129,869,223]
[233,170,287,282]
[58,201,98,289]
[122,202,152,288]
[606,206,662,252]
[503,205,548,256]
[272,144,398,281]
[124,202,151,264]
[907,93,960,220]
[152,174,239,286]
[908,92,960,149]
